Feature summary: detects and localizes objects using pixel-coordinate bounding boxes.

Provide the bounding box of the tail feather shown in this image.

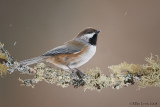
[19,56,45,65]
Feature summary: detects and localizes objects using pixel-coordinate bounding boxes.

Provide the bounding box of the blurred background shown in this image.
[0,0,160,107]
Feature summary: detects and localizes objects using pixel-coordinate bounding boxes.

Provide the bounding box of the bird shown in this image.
[20,28,100,75]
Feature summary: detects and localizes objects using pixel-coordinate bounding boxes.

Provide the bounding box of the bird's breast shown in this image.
[68,45,96,69]
[73,45,96,65]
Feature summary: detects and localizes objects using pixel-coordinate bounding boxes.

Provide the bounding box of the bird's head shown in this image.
[75,28,100,45]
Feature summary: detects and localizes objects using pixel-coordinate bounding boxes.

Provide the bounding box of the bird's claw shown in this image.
[70,69,85,79]
[71,71,77,78]
[76,69,85,79]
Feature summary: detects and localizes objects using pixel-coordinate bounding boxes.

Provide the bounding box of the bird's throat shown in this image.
[89,34,97,45]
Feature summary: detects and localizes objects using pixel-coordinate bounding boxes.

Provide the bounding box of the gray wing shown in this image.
[42,45,82,56]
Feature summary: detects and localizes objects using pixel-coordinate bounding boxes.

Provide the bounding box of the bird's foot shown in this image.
[75,69,85,79]
[71,69,86,88]
[71,70,77,78]
[70,69,85,79]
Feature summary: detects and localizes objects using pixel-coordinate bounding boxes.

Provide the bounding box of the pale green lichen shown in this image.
[22,63,71,88]
[108,62,140,74]
[83,68,108,91]
[8,55,160,91]
[138,54,160,88]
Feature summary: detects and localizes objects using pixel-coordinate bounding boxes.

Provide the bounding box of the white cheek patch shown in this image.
[84,33,95,38]
[80,33,95,41]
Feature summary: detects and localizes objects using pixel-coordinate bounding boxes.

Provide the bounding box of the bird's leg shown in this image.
[66,66,85,79]
[67,65,75,73]
[75,68,85,79]
[67,65,77,77]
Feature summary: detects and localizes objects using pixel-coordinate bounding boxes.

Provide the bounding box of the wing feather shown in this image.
[42,45,82,56]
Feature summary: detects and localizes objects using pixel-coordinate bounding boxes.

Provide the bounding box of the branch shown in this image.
[0,42,160,91]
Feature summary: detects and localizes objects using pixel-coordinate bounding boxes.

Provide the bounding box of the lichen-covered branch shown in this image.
[0,42,160,91]
[0,42,36,74]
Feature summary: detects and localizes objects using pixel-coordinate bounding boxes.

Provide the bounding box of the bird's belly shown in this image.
[69,46,96,69]
[45,46,96,70]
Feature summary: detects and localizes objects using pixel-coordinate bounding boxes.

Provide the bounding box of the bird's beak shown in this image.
[96,30,100,34]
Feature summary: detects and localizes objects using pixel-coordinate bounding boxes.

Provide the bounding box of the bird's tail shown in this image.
[19,56,45,65]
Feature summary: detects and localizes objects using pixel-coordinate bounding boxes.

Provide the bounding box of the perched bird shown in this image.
[20,28,100,73]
